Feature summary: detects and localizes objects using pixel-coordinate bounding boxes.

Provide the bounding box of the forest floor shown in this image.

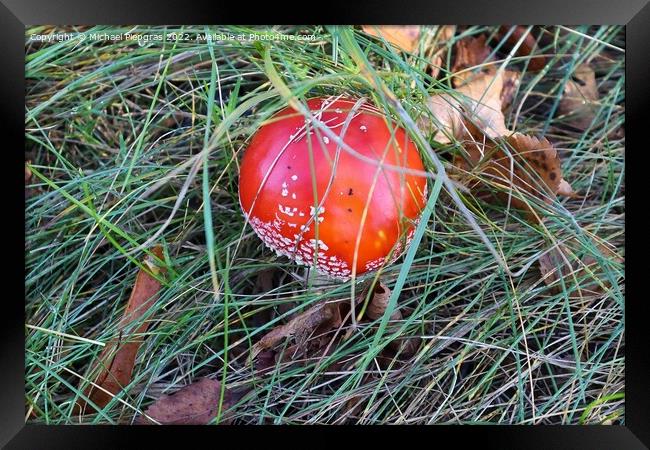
[25,25,624,424]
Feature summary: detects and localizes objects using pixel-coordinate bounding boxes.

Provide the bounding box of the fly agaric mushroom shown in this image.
[239,96,428,280]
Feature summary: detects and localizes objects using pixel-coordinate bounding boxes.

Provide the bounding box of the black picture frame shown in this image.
[6,0,647,448]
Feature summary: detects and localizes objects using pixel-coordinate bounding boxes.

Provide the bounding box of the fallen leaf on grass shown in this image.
[366,282,400,321]
[559,63,600,130]
[455,69,510,137]
[556,178,578,197]
[421,35,513,143]
[419,93,465,144]
[496,26,547,72]
[421,71,509,144]
[539,241,623,297]
[420,33,575,220]
[361,26,421,53]
[74,246,166,415]
[454,126,573,221]
[250,300,343,362]
[139,378,239,425]
[419,33,574,221]
[251,281,423,378]
[539,245,572,289]
[364,282,420,358]
[500,70,521,110]
[255,349,278,372]
[451,35,492,86]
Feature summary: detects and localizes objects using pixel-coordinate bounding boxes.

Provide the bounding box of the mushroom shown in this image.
[239,96,428,281]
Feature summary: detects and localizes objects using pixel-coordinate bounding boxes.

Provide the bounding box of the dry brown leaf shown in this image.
[255,349,277,372]
[75,246,166,415]
[419,93,465,144]
[364,282,419,358]
[139,378,239,425]
[539,245,572,286]
[420,34,570,221]
[496,26,547,72]
[451,35,492,86]
[539,241,623,297]
[559,63,599,130]
[366,282,401,321]
[502,133,564,194]
[448,34,510,137]
[501,70,521,111]
[361,26,421,53]
[427,25,456,79]
[250,300,343,361]
[455,70,510,137]
[423,44,511,144]
[423,33,523,143]
[454,127,570,221]
[421,70,509,144]
[435,33,570,215]
[557,178,578,197]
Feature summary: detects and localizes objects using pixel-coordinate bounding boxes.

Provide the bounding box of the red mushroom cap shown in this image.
[239,96,427,280]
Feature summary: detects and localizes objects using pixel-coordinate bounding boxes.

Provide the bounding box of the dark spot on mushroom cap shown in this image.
[549,172,556,180]
[287,165,292,169]
[348,188,353,195]
[347,208,352,212]
[542,163,548,171]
